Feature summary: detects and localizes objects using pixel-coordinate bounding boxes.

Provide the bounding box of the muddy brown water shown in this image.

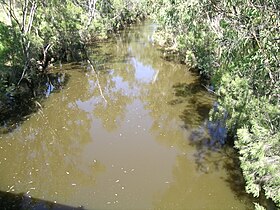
[0,21,254,210]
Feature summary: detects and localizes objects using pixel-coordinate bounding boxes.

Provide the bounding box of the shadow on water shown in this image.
[170,82,213,129]
[0,191,84,210]
[0,38,117,135]
[0,30,130,134]
[0,72,70,134]
[170,81,258,209]
[171,81,278,209]
[190,131,257,208]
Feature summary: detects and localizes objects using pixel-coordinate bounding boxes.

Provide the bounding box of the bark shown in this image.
[86,0,98,30]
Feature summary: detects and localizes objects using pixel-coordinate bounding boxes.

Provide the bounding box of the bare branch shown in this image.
[17,63,28,85]
[87,59,107,103]
[42,43,52,67]
[22,0,29,32]
[86,0,98,29]
[1,0,21,27]
[25,1,37,34]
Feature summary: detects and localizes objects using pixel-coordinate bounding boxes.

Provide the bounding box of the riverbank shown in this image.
[151,1,280,209]
[0,1,279,209]
[0,0,151,132]
[0,21,255,209]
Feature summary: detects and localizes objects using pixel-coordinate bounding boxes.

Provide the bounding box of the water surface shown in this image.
[0,22,253,210]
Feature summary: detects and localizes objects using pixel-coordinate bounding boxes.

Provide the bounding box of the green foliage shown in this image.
[36,0,86,61]
[152,0,220,78]
[0,0,150,64]
[0,22,23,67]
[0,22,24,102]
[254,203,266,210]
[0,0,150,127]
[152,0,280,207]
[97,0,150,32]
[237,126,280,205]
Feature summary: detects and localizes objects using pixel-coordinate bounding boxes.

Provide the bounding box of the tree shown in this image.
[1,0,38,84]
[152,0,280,207]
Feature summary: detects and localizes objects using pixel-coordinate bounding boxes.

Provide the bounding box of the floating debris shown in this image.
[7,185,14,192]
[115,180,120,183]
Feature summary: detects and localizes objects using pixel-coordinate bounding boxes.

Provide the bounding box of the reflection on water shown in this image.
[0,21,253,209]
[0,72,69,134]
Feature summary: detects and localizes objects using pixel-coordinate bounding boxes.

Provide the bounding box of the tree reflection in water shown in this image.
[0,69,106,206]
[0,21,258,209]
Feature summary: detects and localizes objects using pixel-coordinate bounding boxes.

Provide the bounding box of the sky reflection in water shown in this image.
[0,22,253,210]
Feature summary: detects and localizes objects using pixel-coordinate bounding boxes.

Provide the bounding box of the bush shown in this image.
[152,0,280,207]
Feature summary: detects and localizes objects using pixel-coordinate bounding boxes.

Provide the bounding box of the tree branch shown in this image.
[87,59,107,103]
[25,1,37,34]
[86,0,98,30]
[22,0,29,33]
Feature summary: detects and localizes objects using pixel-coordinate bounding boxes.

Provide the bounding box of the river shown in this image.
[0,21,254,210]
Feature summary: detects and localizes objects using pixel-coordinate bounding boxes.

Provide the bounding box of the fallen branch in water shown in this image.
[87,59,107,103]
[152,70,159,84]
[201,84,220,96]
